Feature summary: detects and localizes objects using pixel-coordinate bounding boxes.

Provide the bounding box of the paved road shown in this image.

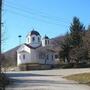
[6,68,90,90]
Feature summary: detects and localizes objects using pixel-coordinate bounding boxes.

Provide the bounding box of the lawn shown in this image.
[64,73,90,86]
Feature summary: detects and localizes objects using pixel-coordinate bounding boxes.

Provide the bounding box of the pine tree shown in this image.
[59,33,71,63]
[70,17,85,47]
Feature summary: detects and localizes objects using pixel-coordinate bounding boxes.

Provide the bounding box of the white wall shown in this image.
[42,39,49,47]
[26,34,41,47]
[17,46,40,65]
[17,44,55,66]
[45,53,55,65]
[17,51,31,65]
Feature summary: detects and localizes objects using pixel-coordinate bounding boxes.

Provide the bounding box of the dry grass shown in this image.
[64,73,90,85]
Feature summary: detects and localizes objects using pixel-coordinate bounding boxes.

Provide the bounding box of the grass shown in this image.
[64,73,90,85]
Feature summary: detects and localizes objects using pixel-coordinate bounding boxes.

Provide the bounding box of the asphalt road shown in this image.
[5,68,90,90]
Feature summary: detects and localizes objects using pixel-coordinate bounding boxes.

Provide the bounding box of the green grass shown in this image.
[64,73,90,85]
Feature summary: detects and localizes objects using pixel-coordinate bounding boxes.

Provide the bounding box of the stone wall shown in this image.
[18,64,52,71]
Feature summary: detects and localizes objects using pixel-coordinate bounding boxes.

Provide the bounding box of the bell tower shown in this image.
[26,29,41,48]
[42,35,49,47]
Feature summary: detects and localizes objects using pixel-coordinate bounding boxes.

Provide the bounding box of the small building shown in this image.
[17,29,56,70]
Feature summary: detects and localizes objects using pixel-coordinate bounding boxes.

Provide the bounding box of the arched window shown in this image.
[28,38,29,42]
[52,55,53,60]
[23,54,25,60]
[55,55,58,59]
[32,37,35,42]
[48,40,49,44]
[47,55,49,60]
[38,37,40,42]
[45,40,47,45]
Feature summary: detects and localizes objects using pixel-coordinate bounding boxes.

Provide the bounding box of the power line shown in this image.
[5,1,63,21]
[4,8,62,26]
[4,3,62,23]
[4,3,69,26]
[4,1,69,24]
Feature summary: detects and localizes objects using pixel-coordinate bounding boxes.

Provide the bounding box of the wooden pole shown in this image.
[0,0,2,73]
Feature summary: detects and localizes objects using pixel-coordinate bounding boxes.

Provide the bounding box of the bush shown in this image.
[0,73,10,88]
[73,63,90,68]
[58,63,90,68]
[61,63,74,68]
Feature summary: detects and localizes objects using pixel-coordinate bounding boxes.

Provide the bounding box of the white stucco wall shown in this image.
[26,34,41,47]
[29,49,39,63]
[17,51,31,65]
[45,53,55,65]
[17,45,31,65]
[17,45,40,65]
[17,44,56,66]
[42,38,49,47]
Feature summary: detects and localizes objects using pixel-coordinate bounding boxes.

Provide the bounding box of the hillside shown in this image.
[2,45,20,67]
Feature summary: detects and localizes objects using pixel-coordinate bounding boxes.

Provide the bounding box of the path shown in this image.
[6,68,90,90]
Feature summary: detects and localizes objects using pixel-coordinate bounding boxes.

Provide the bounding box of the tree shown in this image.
[59,33,71,63]
[59,17,86,64]
[69,47,89,64]
[70,17,85,47]
[69,17,86,64]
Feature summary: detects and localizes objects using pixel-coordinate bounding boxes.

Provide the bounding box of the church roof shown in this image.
[25,43,41,49]
[43,35,49,39]
[30,29,40,36]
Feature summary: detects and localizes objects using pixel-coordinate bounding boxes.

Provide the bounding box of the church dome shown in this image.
[30,29,40,36]
[43,35,49,39]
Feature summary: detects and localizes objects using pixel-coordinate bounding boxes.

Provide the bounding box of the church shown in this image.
[17,29,57,70]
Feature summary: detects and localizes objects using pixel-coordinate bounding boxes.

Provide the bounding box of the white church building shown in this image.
[17,29,57,70]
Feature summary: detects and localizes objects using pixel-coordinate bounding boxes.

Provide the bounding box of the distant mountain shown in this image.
[3,45,20,67]
[50,35,65,52]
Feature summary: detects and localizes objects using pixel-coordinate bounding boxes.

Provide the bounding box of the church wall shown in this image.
[29,49,39,63]
[17,30,57,70]
[17,45,30,53]
[45,53,55,65]
[26,34,41,47]
[17,51,31,65]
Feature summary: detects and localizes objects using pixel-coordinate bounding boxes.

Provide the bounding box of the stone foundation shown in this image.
[18,64,52,71]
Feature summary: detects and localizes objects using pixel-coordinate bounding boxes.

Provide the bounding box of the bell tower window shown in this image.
[48,40,49,44]
[38,37,40,42]
[45,40,47,45]
[32,37,35,42]
[28,38,29,43]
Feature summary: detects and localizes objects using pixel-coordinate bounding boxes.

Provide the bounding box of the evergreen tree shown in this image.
[70,17,85,47]
[59,33,71,63]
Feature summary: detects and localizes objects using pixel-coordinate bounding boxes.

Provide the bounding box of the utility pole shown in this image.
[0,0,2,73]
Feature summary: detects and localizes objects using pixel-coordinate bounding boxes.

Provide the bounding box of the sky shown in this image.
[2,0,90,52]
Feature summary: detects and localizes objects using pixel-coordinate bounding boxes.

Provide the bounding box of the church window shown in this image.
[47,55,49,60]
[39,53,45,59]
[52,55,53,60]
[45,40,47,45]
[48,40,49,44]
[55,55,58,59]
[32,37,35,42]
[38,37,40,42]
[23,54,25,60]
[28,38,29,42]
